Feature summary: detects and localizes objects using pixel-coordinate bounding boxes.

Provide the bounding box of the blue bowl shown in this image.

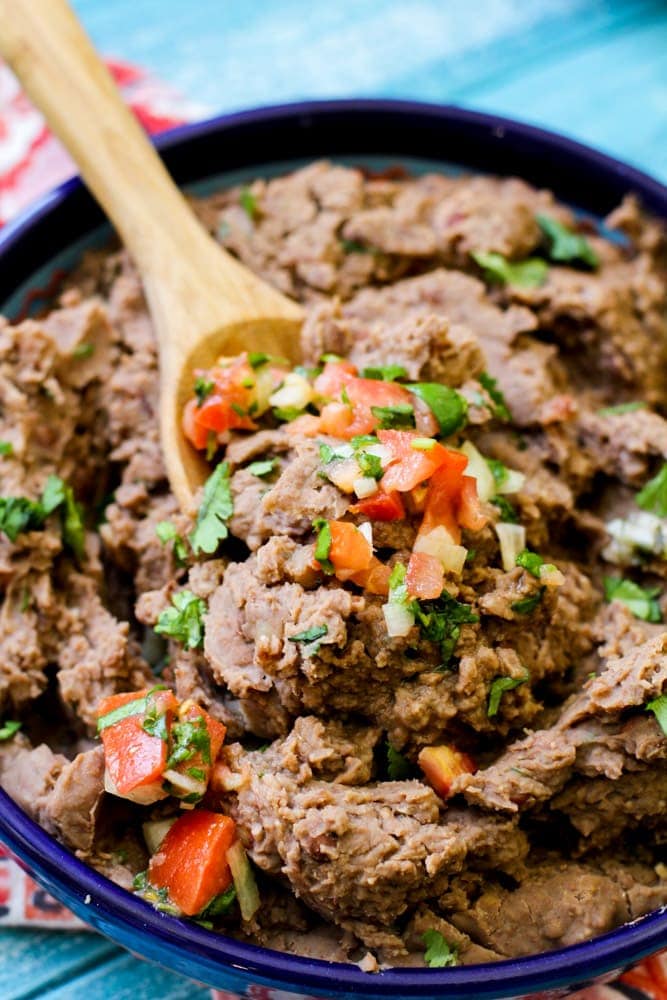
[1,100,666,999]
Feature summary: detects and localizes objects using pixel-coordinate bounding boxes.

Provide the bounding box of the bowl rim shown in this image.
[1,97,666,997]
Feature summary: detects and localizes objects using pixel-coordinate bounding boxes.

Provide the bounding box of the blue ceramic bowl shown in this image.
[1,100,666,999]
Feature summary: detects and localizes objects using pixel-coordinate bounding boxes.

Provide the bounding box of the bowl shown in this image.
[0,99,666,1000]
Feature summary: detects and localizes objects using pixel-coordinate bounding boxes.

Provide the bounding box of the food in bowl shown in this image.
[0,160,666,970]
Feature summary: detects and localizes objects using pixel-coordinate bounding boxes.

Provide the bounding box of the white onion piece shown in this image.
[357,521,374,547]
[414,526,467,575]
[460,441,495,502]
[495,522,526,572]
[496,468,526,495]
[269,372,313,410]
[162,768,207,800]
[103,767,167,806]
[540,564,565,587]
[142,818,177,855]
[382,602,415,637]
[353,476,379,498]
[326,458,361,493]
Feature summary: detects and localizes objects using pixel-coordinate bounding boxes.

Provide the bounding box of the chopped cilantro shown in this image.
[478,372,512,422]
[189,462,233,555]
[646,694,667,736]
[491,496,519,523]
[487,674,529,717]
[247,458,278,478]
[318,443,336,465]
[597,401,646,417]
[515,549,557,579]
[603,576,662,622]
[72,342,95,360]
[155,520,188,564]
[357,449,383,480]
[340,238,377,254]
[340,386,352,407]
[370,402,415,429]
[423,929,458,968]
[141,690,169,742]
[199,886,237,919]
[239,187,258,220]
[155,590,207,649]
[0,497,45,542]
[511,588,545,615]
[97,687,166,733]
[407,383,468,436]
[415,593,478,668]
[0,442,12,456]
[248,352,270,369]
[471,250,548,288]
[0,475,84,557]
[312,518,333,574]
[351,435,378,449]
[167,715,211,768]
[0,720,21,741]
[386,742,411,780]
[487,458,509,489]
[205,432,217,462]
[637,463,667,518]
[320,353,343,364]
[194,377,215,405]
[288,623,329,652]
[273,406,305,423]
[537,214,598,269]
[361,365,408,382]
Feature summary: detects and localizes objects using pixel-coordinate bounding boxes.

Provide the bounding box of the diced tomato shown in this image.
[314,362,414,440]
[406,551,444,600]
[457,475,488,532]
[325,520,373,577]
[182,398,209,450]
[349,490,405,521]
[98,688,178,804]
[348,556,391,596]
[285,413,322,436]
[418,744,477,800]
[148,810,236,916]
[379,431,466,494]
[182,354,258,449]
[419,459,470,543]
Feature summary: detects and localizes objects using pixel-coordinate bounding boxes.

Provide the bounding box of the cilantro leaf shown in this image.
[155,590,207,649]
[167,714,211,769]
[487,673,529,717]
[511,588,545,615]
[370,403,415,429]
[0,497,45,541]
[155,520,188,565]
[0,476,84,557]
[415,593,478,668]
[603,576,662,622]
[72,342,95,360]
[199,886,237,920]
[340,238,377,255]
[248,352,270,369]
[362,365,408,382]
[597,401,646,417]
[407,384,468,436]
[422,929,458,968]
[312,518,333,574]
[40,475,66,516]
[537,214,598,269]
[273,406,305,423]
[646,694,667,736]
[487,458,509,489]
[637,464,667,518]
[239,187,258,220]
[478,372,512,422]
[288,624,328,653]
[386,742,412,780]
[247,458,278,478]
[0,441,13,456]
[189,462,233,555]
[194,377,215,405]
[59,482,85,559]
[516,549,547,578]
[471,250,548,288]
[491,496,519,524]
[357,449,383,480]
[0,720,21,741]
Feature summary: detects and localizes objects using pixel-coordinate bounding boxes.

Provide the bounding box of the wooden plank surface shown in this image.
[1,0,666,995]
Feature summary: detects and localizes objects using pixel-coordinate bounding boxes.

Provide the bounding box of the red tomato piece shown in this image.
[148,810,236,916]
[349,490,405,521]
[418,745,477,800]
[182,354,258,449]
[98,688,178,802]
[325,520,373,576]
[457,475,488,532]
[182,398,209,449]
[314,362,414,440]
[348,556,391,596]
[285,413,322,436]
[379,431,465,494]
[313,360,359,397]
[319,401,354,437]
[406,551,445,600]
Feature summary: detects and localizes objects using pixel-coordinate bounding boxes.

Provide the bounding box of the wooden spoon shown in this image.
[0,0,304,512]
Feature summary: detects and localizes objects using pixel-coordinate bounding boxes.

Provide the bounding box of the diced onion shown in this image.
[142,817,177,855]
[253,365,277,414]
[326,458,361,493]
[269,372,314,411]
[357,521,374,547]
[103,768,167,806]
[496,468,526,495]
[227,840,261,922]
[604,511,667,565]
[353,476,379,498]
[540,564,565,587]
[495,522,526,572]
[460,441,495,502]
[382,601,416,637]
[162,768,207,800]
[414,526,468,576]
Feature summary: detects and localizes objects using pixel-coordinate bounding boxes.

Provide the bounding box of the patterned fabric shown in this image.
[1,56,666,1000]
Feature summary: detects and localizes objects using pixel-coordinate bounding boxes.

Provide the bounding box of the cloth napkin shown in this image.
[1,55,666,1000]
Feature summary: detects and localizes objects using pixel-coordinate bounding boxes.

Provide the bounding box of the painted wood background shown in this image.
[0,0,666,996]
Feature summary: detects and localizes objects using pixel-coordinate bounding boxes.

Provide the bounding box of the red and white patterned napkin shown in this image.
[1,55,667,1000]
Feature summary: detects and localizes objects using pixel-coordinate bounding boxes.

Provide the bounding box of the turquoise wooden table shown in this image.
[1,1,666,996]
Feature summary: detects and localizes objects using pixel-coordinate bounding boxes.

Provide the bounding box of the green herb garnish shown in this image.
[247,458,278,478]
[155,590,207,649]
[361,365,408,382]
[248,352,270,369]
[357,449,383,480]
[340,239,377,254]
[199,886,237,920]
[167,715,211,768]
[194,377,215,406]
[491,496,519,523]
[370,402,415,429]
[273,406,305,423]
[288,624,329,653]
[422,929,458,968]
[239,187,258,220]
[415,593,478,668]
[537,214,598,269]
[155,520,188,565]
[646,694,667,736]
[597,401,646,417]
[511,588,545,615]
[97,686,167,734]
[478,372,512,422]
[487,458,509,489]
[471,250,548,288]
[72,343,95,360]
[515,549,556,579]
[312,518,333,574]
[189,462,233,555]
[487,673,529,717]
[637,464,667,518]
[386,742,411,780]
[407,383,468,436]
[0,442,12,456]
[603,576,662,622]
[141,689,169,742]
[0,720,21,742]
